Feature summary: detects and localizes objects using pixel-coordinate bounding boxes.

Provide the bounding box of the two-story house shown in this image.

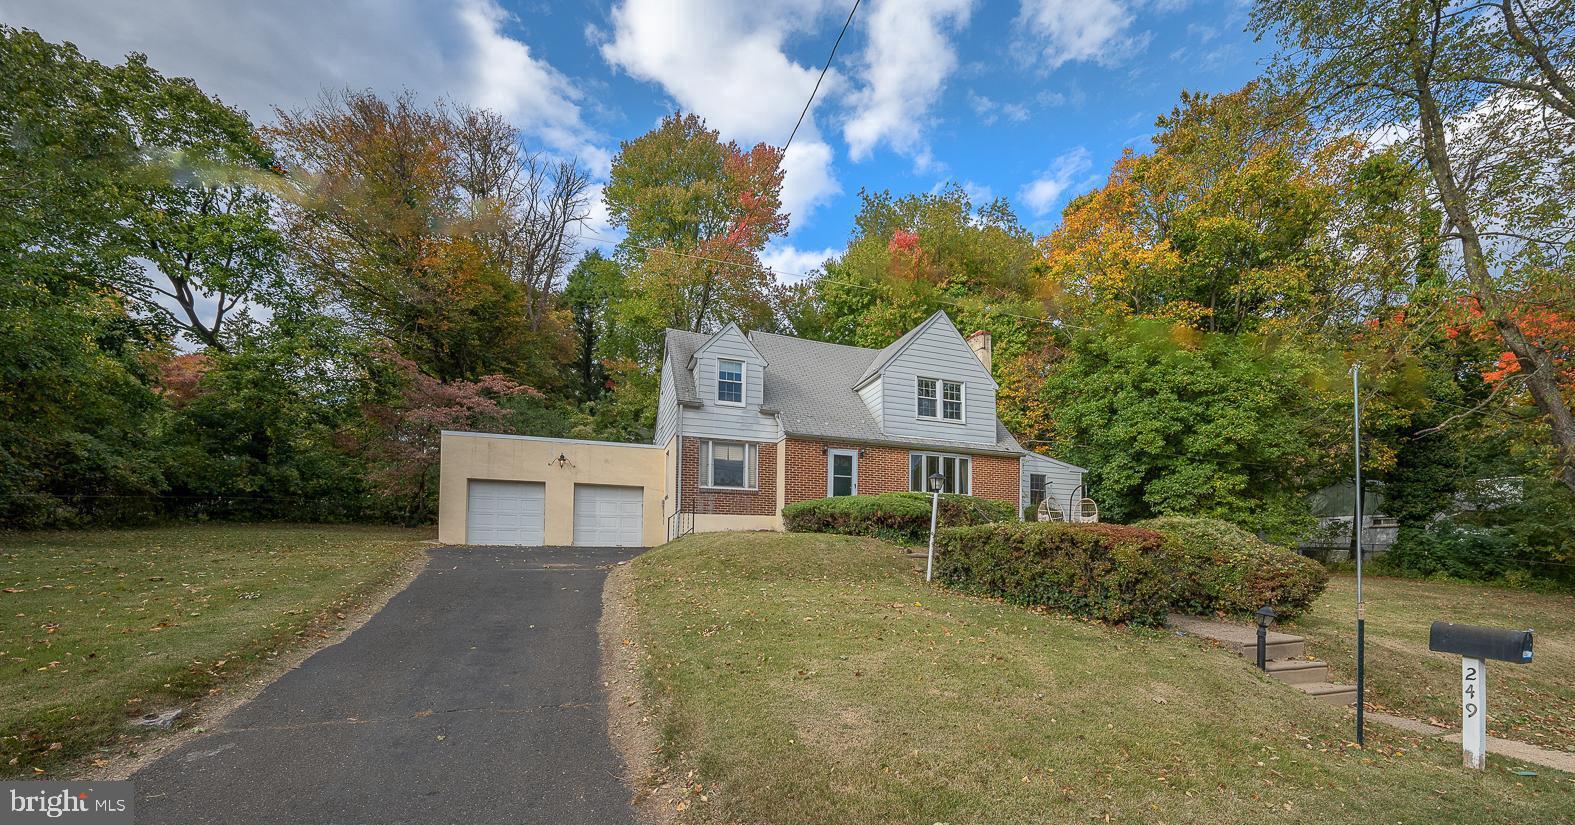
[436,311,1083,547]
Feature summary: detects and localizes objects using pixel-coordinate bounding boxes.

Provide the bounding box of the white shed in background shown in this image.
[1020,452,1086,518]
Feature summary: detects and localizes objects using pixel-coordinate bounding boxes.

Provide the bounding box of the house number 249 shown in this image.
[1460,658,1486,769]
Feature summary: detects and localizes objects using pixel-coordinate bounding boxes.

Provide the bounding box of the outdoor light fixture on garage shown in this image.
[548,453,574,468]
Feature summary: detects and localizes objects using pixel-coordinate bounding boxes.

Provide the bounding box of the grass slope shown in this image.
[1290,575,1575,751]
[1,523,428,776]
[624,532,1573,824]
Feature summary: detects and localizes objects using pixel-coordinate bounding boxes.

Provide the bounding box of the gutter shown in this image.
[784,431,1028,458]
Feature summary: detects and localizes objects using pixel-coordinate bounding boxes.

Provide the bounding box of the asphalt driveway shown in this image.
[133,545,642,825]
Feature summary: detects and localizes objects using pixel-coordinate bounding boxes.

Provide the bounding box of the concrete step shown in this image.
[1299,682,1357,705]
[1265,659,1328,686]
[1169,614,1305,660]
[1231,638,1307,660]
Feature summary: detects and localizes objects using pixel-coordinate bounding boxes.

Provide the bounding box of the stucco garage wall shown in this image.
[438,431,667,546]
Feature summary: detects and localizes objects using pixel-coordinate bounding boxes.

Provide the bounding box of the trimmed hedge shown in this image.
[1137,516,1328,619]
[933,522,1180,626]
[782,492,1016,545]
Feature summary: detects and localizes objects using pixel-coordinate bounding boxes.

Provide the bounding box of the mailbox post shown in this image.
[1428,622,1534,769]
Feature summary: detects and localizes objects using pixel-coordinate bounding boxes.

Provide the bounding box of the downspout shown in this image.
[674,404,683,540]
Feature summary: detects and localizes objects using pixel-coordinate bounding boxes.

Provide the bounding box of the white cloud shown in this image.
[959,180,996,205]
[760,243,839,284]
[1018,147,1093,215]
[0,0,608,172]
[1016,0,1143,70]
[842,0,975,162]
[598,0,843,228]
[456,0,609,173]
[967,91,1031,126]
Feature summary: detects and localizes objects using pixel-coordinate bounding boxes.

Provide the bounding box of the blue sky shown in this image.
[4,0,1270,282]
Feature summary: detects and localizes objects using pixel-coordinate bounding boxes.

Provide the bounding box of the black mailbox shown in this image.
[1428,622,1533,664]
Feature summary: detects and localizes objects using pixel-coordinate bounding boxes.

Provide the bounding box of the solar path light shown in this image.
[1255,606,1278,671]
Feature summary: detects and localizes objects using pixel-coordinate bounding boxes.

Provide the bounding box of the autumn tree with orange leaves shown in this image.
[1039,84,1419,336]
[1254,0,1575,494]
[269,91,590,384]
[602,113,790,358]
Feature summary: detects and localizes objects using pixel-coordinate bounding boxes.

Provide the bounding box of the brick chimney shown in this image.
[966,329,992,373]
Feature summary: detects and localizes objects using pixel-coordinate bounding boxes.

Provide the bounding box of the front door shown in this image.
[827,449,858,497]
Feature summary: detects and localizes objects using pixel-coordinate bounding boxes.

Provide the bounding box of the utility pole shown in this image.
[1351,362,1366,746]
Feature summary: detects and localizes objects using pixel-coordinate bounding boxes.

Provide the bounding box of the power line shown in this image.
[784,0,862,156]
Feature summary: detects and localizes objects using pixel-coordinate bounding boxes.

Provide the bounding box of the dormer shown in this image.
[853,311,998,445]
[690,322,768,412]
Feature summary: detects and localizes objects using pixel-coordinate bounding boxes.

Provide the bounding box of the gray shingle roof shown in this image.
[663,328,707,403]
[750,330,1025,456]
[664,322,1027,455]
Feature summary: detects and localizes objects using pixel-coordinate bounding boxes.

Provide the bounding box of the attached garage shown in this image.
[572,484,644,547]
[439,431,667,547]
[465,480,545,546]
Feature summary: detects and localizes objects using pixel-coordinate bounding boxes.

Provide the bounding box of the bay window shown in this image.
[908,452,970,495]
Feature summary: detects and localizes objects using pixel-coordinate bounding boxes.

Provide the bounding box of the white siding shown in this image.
[1020,452,1085,516]
[682,325,780,442]
[653,353,678,447]
[874,315,997,445]
[857,376,883,430]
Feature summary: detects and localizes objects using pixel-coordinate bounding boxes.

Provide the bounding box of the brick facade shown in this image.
[781,438,1019,507]
[679,438,777,516]
[970,453,1021,504]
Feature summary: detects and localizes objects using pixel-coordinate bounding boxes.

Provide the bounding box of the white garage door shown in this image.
[466,480,545,546]
[573,484,644,547]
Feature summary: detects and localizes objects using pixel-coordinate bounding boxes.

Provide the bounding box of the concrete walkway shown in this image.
[1366,712,1575,774]
[132,545,643,824]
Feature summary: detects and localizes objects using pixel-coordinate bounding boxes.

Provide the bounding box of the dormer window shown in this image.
[917,377,963,422]
[717,359,744,405]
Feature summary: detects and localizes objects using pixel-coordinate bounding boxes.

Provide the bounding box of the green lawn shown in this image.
[0,523,429,776]
[1289,574,1575,752]
[620,532,1573,825]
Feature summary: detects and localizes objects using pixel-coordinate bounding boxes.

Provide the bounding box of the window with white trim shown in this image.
[1028,473,1048,507]
[717,359,744,405]
[908,452,971,495]
[917,377,963,421]
[700,441,757,489]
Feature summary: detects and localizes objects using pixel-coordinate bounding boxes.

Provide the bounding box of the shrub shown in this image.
[933,522,1180,625]
[1137,516,1328,618]
[782,492,1015,545]
[1376,523,1521,582]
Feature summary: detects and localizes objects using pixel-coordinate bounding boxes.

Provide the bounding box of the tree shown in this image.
[562,250,624,402]
[799,186,1043,347]
[157,310,372,521]
[360,350,538,523]
[269,90,586,383]
[1039,84,1418,336]
[0,283,168,527]
[1041,319,1327,541]
[0,25,285,348]
[602,113,788,355]
[1252,0,1575,493]
[451,106,593,332]
[792,185,1058,442]
[1,26,291,527]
